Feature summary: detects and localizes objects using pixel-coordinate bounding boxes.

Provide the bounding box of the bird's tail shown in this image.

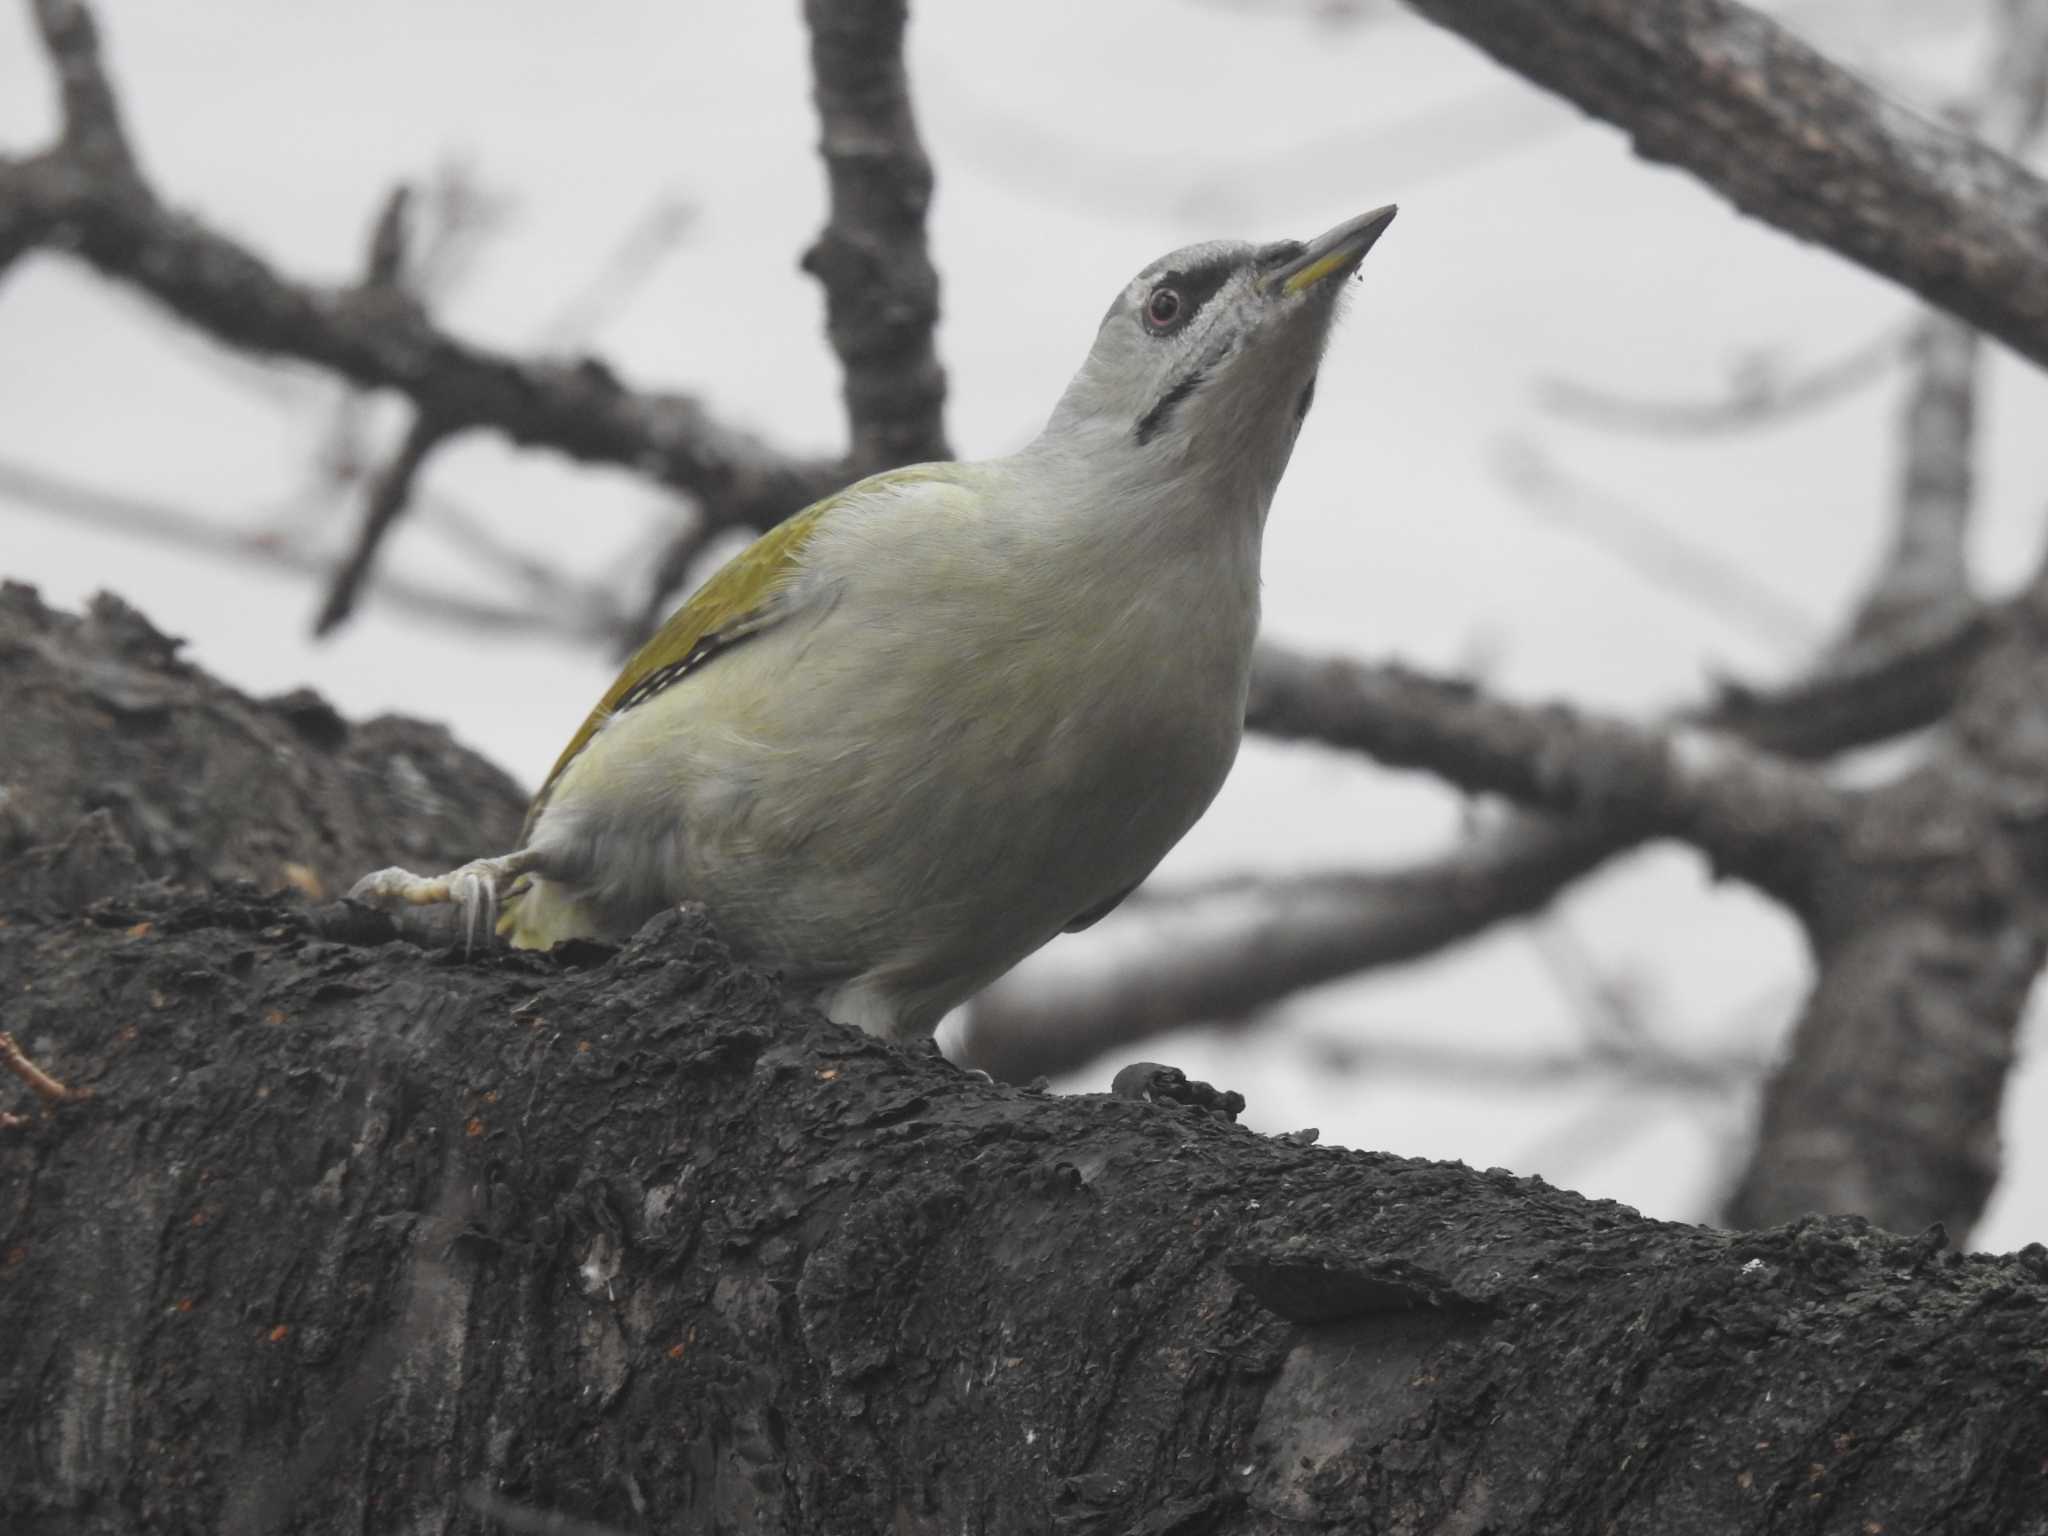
[496,874,605,951]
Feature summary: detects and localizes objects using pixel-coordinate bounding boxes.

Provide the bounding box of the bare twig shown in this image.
[1536,324,1911,436]
[0,4,843,536]
[405,158,514,309]
[1399,0,2048,368]
[1299,1028,1765,1095]
[532,195,698,352]
[801,0,950,471]
[408,490,602,609]
[1527,915,1655,1054]
[1495,437,1821,655]
[302,185,443,638]
[362,183,412,292]
[620,509,723,657]
[313,413,452,637]
[0,455,627,642]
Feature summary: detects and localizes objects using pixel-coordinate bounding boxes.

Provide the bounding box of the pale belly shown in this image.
[531,562,1256,1035]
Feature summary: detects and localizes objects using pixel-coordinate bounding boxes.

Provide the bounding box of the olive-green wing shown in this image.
[522,463,958,837]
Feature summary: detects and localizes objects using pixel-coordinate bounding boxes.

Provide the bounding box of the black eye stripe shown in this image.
[1143,256,1237,336]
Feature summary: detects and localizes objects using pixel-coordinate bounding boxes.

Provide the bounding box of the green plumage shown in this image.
[523,464,952,840]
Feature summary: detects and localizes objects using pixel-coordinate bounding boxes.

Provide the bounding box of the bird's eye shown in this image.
[1143,286,1184,333]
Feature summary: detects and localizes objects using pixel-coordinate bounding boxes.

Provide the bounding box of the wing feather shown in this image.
[521,462,961,836]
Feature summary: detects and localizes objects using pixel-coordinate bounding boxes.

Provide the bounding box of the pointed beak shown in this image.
[1260,204,1398,297]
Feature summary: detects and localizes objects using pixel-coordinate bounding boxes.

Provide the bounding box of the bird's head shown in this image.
[1040,205,1396,512]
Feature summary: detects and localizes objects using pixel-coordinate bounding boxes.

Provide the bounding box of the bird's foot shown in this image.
[348,851,536,952]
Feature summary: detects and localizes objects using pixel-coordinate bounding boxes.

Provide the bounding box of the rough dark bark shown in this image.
[4,592,2048,1536]
[1726,585,2048,1234]
[0,582,523,905]
[3,893,2046,1536]
[1245,645,1845,903]
[801,0,951,473]
[1709,0,2048,1236]
[1404,0,2048,371]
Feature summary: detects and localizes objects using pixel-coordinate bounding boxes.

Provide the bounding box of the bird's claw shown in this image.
[348,855,527,953]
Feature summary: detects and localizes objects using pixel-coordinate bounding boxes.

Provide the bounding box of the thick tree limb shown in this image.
[6,592,2036,1531]
[2,884,2044,1534]
[0,582,526,903]
[801,0,950,472]
[1724,566,2048,1238]
[1403,0,2048,369]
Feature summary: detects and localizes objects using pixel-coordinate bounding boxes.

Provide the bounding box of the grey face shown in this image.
[1109,241,1315,445]
[1049,209,1394,471]
[1087,240,1310,448]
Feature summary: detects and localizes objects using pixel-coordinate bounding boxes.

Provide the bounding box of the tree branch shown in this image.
[1842,0,2048,643]
[5,878,2045,1533]
[1402,0,2048,368]
[1723,588,2048,1235]
[962,819,1628,1080]
[966,609,1996,1081]
[1246,641,1844,899]
[28,0,134,177]
[1720,0,2048,1241]
[1536,323,1911,437]
[311,412,452,637]
[0,2,844,538]
[801,0,950,471]
[1495,437,1820,654]
[0,455,631,643]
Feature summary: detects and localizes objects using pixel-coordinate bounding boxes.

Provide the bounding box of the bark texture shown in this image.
[802,0,951,473]
[0,582,523,905]
[4,894,2048,1535]
[4,591,2048,1535]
